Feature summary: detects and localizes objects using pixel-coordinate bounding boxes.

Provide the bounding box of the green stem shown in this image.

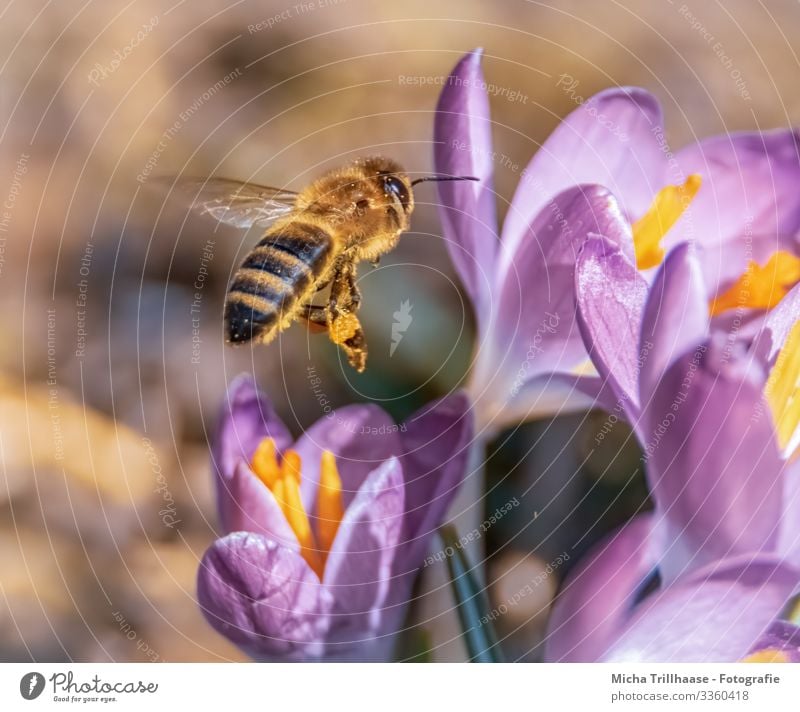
[440,523,504,662]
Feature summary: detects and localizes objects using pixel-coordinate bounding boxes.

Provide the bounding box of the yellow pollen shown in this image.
[632,174,702,270]
[765,320,800,456]
[741,648,791,663]
[250,438,345,578]
[318,450,344,559]
[709,250,800,316]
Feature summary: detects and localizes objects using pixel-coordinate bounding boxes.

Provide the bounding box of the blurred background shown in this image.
[1,0,798,662]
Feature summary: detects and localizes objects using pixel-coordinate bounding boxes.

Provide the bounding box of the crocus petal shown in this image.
[434,49,498,334]
[545,515,659,662]
[293,404,401,512]
[745,619,800,662]
[217,461,300,550]
[501,373,614,426]
[638,243,709,406]
[491,186,634,405]
[197,532,333,661]
[575,234,648,419]
[669,130,800,298]
[603,556,800,662]
[398,391,473,567]
[212,375,294,527]
[762,280,800,363]
[670,131,800,278]
[644,342,785,583]
[778,460,800,566]
[323,458,405,658]
[499,87,664,278]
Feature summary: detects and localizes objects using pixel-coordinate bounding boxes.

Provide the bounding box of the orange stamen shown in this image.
[281,450,302,484]
[251,437,280,488]
[249,438,346,579]
[280,472,323,577]
[765,320,800,456]
[318,451,344,557]
[709,250,800,316]
[632,174,702,270]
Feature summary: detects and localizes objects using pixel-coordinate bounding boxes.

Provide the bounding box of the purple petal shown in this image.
[501,373,615,427]
[603,556,800,662]
[669,132,800,283]
[644,342,785,583]
[398,391,473,568]
[212,375,293,529]
[197,532,333,661]
[639,243,709,405]
[323,458,405,653]
[762,280,800,363]
[575,234,648,419]
[492,186,634,403]
[217,461,300,550]
[293,404,401,513]
[500,87,663,277]
[434,49,498,334]
[745,619,800,662]
[778,459,800,566]
[545,515,659,662]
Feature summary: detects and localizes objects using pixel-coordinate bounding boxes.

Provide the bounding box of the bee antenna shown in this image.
[410,175,480,186]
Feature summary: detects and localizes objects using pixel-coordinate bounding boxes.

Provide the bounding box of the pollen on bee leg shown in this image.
[709,251,800,316]
[318,450,344,556]
[765,320,800,457]
[632,174,702,270]
[328,311,361,346]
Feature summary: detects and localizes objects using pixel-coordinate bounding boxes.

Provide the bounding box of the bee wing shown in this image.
[151,176,299,229]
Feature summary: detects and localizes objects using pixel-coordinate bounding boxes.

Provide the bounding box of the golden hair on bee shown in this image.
[153,157,477,372]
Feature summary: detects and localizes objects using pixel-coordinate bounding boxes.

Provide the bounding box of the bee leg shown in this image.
[299,304,328,334]
[326,263,367,372]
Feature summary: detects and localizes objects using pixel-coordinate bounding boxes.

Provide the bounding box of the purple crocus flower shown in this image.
[196,375,472,661]
[544,241,800,661]
[434,49,800,430]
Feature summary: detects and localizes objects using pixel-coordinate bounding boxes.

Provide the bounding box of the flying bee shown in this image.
[156,157,477,371]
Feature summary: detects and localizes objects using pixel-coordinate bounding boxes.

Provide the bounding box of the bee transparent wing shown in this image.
[152,176,299,229]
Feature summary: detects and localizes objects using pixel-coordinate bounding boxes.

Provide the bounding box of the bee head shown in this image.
[356,156,414,215]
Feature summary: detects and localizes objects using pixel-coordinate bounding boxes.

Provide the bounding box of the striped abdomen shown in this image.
[225,221,333,343]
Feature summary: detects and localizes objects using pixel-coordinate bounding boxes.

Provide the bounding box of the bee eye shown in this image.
[381,175,410,212]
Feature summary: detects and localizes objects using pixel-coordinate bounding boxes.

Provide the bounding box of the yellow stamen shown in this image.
[251,437,280,488]
[281,450,302,484]
[709,250,800,316]
[318,450,344,556]
[765,320,800,455]
[280,472,323,577]
[249,437,346,578]
[787,596,800,625]
[741,648,791,663]
[632,174,702,270]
